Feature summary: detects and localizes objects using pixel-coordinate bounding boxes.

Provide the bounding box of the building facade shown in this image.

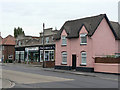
[15,28,58,67]
[54,14,120,72]
[1,35,15,62]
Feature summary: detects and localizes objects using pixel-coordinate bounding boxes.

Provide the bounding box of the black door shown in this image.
[72,55,76,69]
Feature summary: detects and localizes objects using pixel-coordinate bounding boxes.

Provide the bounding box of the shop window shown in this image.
[20,51,24,61]
[49,51,54,61]
[15,51,19,61]
[40,50,54,62]
[33,52,39,62]
[40,51,43,62]
[45,51,49,61]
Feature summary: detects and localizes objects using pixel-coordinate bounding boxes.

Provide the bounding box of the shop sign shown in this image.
[40,46,55,50]
[25,47,39,51]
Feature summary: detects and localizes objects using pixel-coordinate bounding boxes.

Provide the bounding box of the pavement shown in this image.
[41,68,96,77]
[0,78,15,89]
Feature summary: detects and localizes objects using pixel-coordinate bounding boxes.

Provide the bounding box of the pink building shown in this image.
[54,14,120,72]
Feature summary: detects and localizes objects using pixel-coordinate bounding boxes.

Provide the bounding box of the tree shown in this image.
[14,27,25,38]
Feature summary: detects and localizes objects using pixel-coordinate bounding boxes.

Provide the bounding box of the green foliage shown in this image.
[106,55,116,58]
[14,27,25,38]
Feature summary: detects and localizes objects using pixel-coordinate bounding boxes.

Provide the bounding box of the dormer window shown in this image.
[18,41,22,46]
[45,37,49,44]
[80,34,87,45]
[62,36,67,46]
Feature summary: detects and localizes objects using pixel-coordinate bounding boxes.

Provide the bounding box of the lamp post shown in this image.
[43,23,45,68]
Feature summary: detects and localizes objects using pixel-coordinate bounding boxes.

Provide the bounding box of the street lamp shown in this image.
[43,23,45,68]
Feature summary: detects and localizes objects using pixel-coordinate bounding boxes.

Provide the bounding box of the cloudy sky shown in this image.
[0,0,119,38]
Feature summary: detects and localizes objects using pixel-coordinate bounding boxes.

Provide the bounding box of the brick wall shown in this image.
[2,45,15,62]
[94,57,120,74]
[44,61,55,68]
[95,57,120,63]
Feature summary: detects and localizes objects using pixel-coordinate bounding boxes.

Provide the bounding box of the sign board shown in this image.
[25,47,39,51]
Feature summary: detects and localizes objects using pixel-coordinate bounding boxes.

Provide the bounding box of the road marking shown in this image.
[2,69,74,84]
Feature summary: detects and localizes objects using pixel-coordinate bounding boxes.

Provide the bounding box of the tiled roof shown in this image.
[54,14,120,40]
[2,35,15,45]
[110,21,120,40]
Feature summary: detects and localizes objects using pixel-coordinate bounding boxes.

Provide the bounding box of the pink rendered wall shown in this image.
[94,63,120,74]
[55,18,119,68]
[55,30,69,66]
[92,18,117,57]
[115,40,120,53]
[69,26,94,68]
[55,26,94,67]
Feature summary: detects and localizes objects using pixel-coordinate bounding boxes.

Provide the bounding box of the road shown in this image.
[1,63,119,88]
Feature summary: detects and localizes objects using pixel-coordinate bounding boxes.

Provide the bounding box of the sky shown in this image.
[0,0,119,38]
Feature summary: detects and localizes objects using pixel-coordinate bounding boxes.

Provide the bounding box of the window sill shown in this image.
[80,43,87,45]
[80,64,87,66]
[61,62,67,65]
[61,44,67,46]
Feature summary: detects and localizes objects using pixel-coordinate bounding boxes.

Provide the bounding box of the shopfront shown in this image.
[15,47,25,63]
[40,45,55,62]
[25,47,39,62]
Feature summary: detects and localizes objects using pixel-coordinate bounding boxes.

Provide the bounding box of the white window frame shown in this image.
[20,51,24,61]
[62,36,67,46]
[15,51,19,61]
[2,55,4,59]
[80,34,87,45]
[81,52,87,65]
[2,46,4,50]
[45,37,49,44]
[40,50,54,62]
[40,50,43,62]
[18,41,21,46]
[45,51,49,61]
[8,55,13,60]
[62,52,67,64]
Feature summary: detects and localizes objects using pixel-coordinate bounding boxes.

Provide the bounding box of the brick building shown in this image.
[1,35,15,62]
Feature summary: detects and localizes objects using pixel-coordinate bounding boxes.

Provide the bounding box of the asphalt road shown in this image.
[1,63,119,88]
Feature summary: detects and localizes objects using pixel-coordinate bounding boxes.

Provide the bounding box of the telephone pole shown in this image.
[43,23,45,68]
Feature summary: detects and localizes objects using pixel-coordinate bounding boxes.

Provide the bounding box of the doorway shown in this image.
[72,55,76,69]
